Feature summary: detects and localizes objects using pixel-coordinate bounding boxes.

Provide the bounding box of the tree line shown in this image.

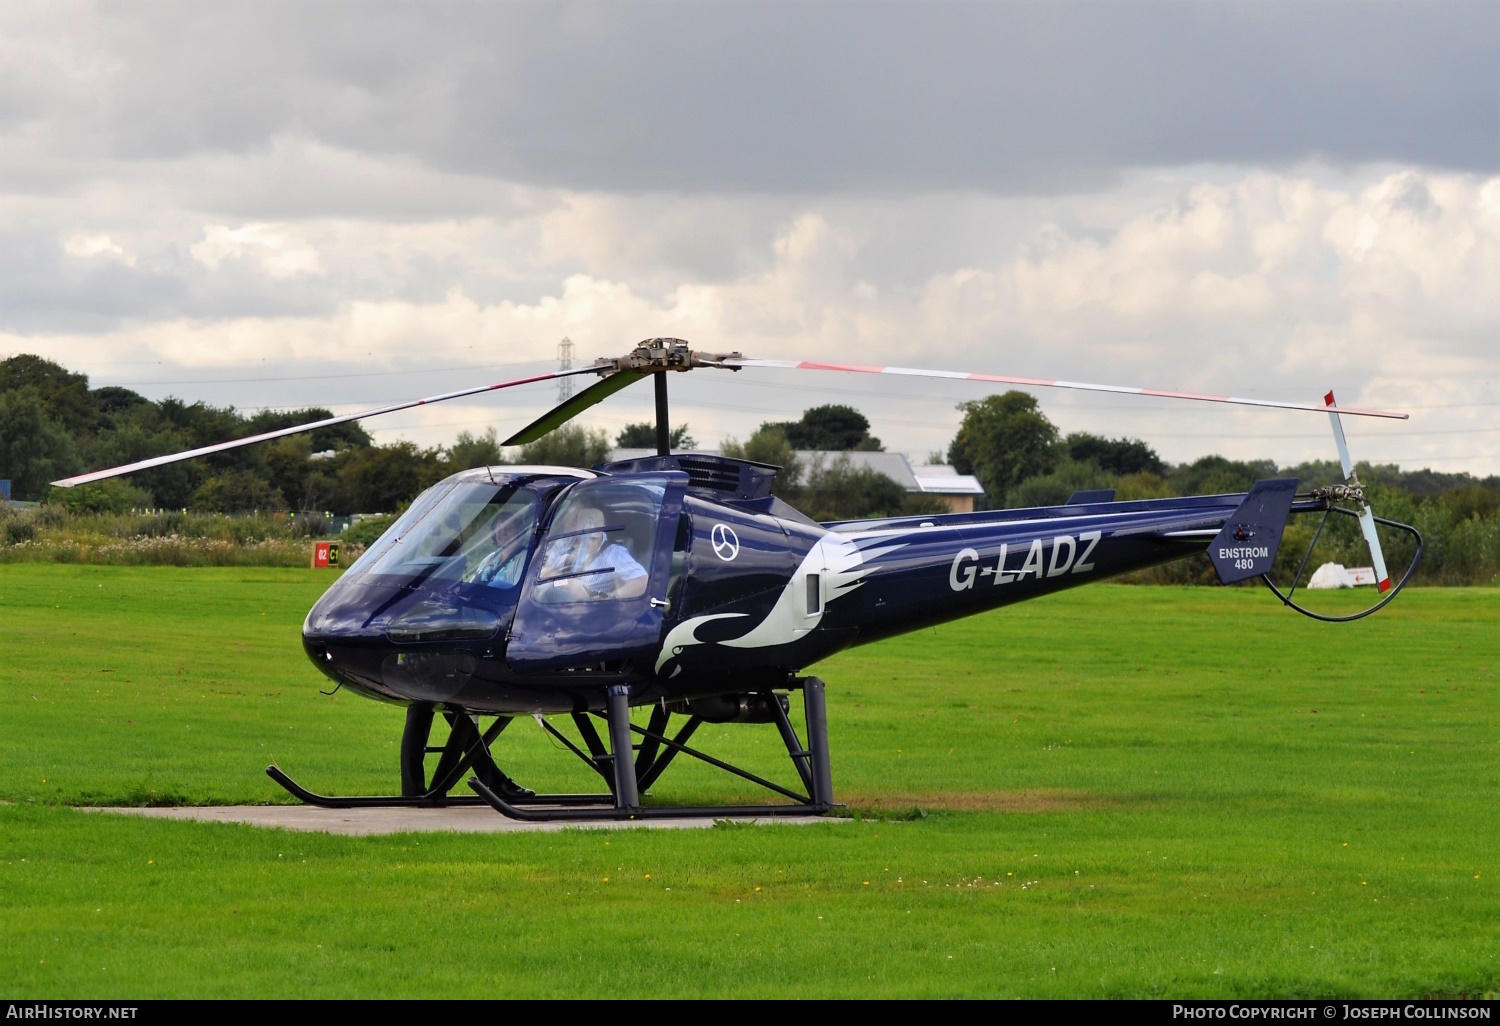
[3,356,1497,552]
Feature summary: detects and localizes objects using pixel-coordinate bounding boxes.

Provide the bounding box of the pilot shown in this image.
[469,504,532,588]
[541,504,648,601]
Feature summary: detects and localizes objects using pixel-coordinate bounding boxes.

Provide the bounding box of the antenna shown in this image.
[556,337,575,404]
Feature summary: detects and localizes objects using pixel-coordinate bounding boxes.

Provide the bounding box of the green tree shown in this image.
[515,424,611,470]
[243,408,371,454]
[947,391,1059,505]
[1007,456,1117,509]
[447,428,502,471]
[0,355,97,436]
[615,422,697,449]
[1064,432,1164,476]
[92,386,150,422]
[191,470,287,512]
[89,414,200,510]
[263,435,341,512]
[770,405,882,451]
[722,425,802,497]
[1441,486,1500,522]
[1167,455,1277,496]
[336,442,445,512]
[0,389,81,500]
[799,454,907,520]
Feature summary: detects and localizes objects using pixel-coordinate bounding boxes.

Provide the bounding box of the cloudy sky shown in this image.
[3,1,1497,472]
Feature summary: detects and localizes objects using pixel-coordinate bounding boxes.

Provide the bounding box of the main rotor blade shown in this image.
[501,370,645,446]
[51,366,600,488]
[726,359,1409,420]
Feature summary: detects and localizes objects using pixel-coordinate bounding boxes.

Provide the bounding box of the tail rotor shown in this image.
[1324,390,1392,594]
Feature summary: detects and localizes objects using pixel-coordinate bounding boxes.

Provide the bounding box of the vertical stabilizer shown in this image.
[1209,479,1300,584]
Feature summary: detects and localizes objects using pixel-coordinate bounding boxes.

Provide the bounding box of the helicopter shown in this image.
[54,338,1421,821]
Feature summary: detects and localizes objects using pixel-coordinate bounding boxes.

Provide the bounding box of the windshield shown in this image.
[357,482,541,587]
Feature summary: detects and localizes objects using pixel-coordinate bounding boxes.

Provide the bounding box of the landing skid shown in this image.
[270,677,840,823]
[267,703,612,809]
[266,766,609,809]
[468,778,832,821]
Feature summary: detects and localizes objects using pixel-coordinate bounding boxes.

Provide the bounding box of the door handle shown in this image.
[649,598,670,610]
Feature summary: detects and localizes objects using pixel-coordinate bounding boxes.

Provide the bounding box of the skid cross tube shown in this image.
[637,715,701,791]
[633,703,673,786]
[538,716,616,786]
[469,677,840,822]
[626,722,811,804]
[769,691,815,794]
[426,712,515,798]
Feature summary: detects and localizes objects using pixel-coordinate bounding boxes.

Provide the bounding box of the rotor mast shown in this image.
[654,374,670,456]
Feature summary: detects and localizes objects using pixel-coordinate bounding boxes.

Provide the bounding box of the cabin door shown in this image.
[505,472,686,673]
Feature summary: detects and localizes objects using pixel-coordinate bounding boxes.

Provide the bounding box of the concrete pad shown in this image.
[77,805,843,836]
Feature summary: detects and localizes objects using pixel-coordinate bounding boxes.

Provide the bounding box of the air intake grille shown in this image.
[677,456,741,494]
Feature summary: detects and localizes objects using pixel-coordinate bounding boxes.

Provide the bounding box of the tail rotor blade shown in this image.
[1325,389,1392,593]
[50,366,599,489]
[1357,507,1393,594]
[1324,390,1356,478]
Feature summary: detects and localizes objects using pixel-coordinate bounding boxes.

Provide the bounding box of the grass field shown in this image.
[1,564,1496,998]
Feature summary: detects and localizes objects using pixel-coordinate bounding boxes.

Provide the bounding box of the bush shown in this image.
[343,515,395,549]
[0,507,365,566]
[1,507,36,544]
[47,479,153,514]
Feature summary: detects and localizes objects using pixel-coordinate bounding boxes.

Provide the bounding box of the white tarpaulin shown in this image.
[1307,563,1354,589]
[1307,563,1379,589]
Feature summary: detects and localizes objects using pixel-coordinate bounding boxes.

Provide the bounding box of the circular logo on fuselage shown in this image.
[710,524,740,561]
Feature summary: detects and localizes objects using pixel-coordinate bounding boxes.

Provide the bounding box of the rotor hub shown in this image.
[593,338,743,375]
[1311,482,1367,507]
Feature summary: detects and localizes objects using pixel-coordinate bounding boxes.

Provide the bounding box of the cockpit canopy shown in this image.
[344,466,591,590]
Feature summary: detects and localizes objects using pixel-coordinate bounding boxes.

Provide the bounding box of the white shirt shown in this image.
[580,542,647,596]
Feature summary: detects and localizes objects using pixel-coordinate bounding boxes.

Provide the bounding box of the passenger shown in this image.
[540,504,648,600]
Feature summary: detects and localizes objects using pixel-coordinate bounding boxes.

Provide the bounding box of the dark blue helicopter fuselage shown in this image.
[301,459,1293,715]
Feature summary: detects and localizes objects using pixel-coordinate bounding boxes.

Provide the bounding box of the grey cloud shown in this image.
[0,231,342,332]
[7,1,1495,196]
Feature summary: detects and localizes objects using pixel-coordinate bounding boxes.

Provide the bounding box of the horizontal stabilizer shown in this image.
[1209,478,1300,584]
